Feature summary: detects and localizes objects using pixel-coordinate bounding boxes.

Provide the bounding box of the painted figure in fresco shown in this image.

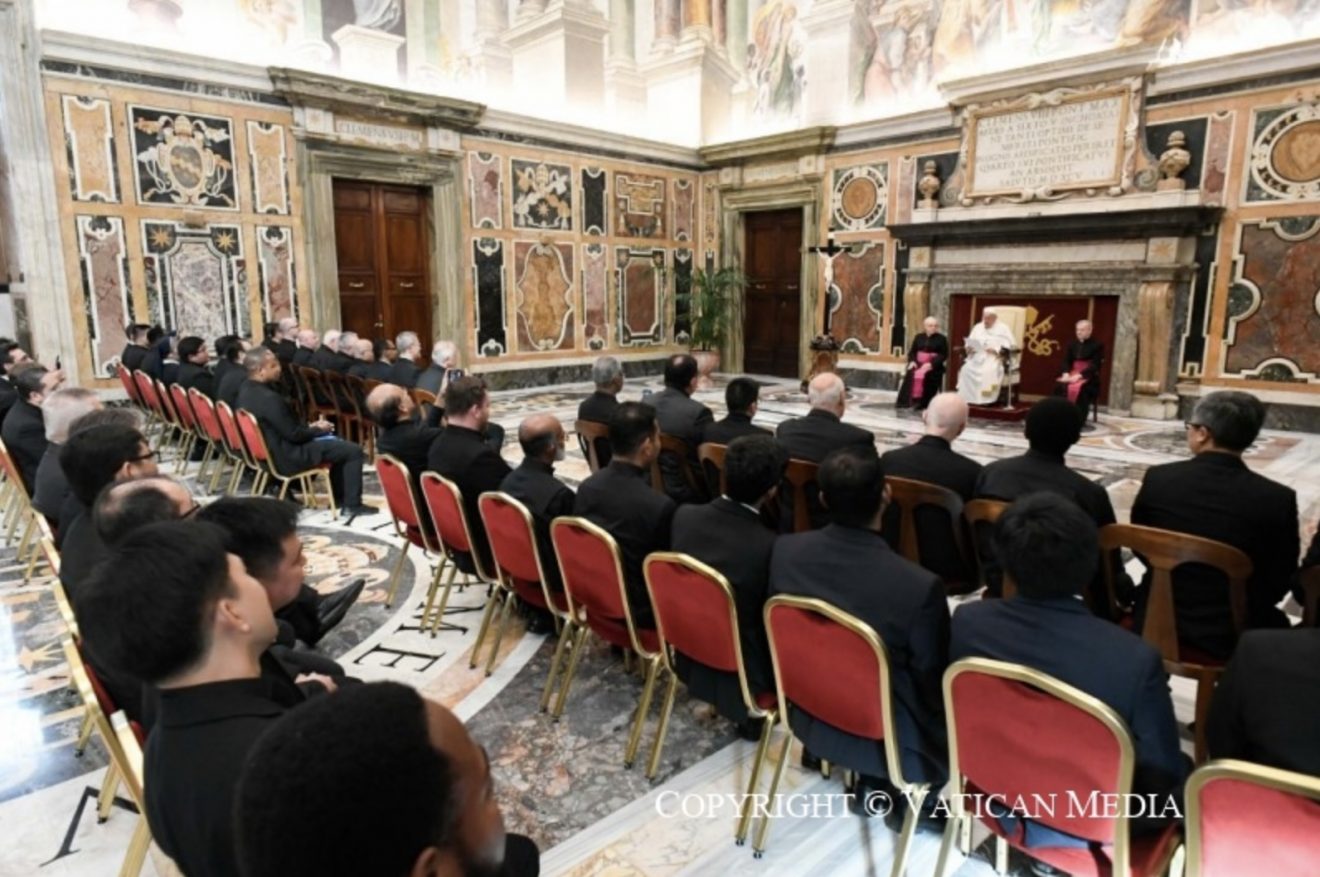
[749,0,807,116]
[352,0,401,30]
[854,2,935,104]
[239,0,298,42]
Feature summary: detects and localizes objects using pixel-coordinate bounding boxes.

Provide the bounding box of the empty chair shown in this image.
[375,455,452,620]
[420,472,495,654]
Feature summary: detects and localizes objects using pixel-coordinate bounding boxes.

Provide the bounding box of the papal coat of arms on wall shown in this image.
[512,159,572,230]
[130,106,238,209]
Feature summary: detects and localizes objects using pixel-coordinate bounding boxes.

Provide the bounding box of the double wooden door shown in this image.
[743,208,803,378]
[332,180,431,344]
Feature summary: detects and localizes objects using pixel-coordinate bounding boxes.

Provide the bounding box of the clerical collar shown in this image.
[721,495,761,517]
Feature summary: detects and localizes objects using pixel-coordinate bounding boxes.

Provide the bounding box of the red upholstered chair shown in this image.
[132,371,165,443]
[214,401,260,494]
[375,455,451,617]
[548,516,663,767]
[478,492,571,676]
[758,595,931,867]
[117,364,145,414]
[933,658,1181,877]
[234,408,336,513]
[1183,759,1320,877]
[187,389,226,491]
[420,472,496,657]
[154,378,188,460]
[167,384,201,473]
[645,552,777,840]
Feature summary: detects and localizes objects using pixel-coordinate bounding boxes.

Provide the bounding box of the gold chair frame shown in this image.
[234,409,337,514]
[419,472,494,653]
[374,455,453,622]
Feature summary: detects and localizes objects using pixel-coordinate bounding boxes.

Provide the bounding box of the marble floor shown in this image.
[2,375,1317,877]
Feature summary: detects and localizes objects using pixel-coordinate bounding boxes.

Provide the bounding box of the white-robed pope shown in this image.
[957,307,1016,405]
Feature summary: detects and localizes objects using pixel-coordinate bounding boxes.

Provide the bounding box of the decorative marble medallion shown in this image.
[511,159,572,230]
[616,247,665,345]
[245,120,290,215]
[513,241,575,352]
[129,106,237,209]
[581,243,608,350]
[73,215,133,378]
[614,172,665,238]
[829,243,885,354]
[830,163,888,231]
[256,225,297,322]
[473,237,508,357]
[1248,102,1320,202]
[60,95,119,203]
[581,166,607,236]
[468,152,503,230]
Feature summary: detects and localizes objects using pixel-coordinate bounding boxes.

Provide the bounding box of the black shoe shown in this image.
[340,504,378,518]
[800,748,822,772]
[525,609,556,636]
[316,579,365,637]
[849,774,899,819]
[734,718,762,742]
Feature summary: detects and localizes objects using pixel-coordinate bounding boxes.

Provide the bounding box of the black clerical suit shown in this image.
[274,338,297,365]
[213,358,242,393]
[775,409,876,531]
[3,398,47,495]
[671,497,777,720]
[1294,526,1320,604]
[144,677,301,877]
[1131,452,1298,659]
[365,360,394,382]
[236,379,365,508]
[389,358,421,388]
[651,386,714,505]
[378,419,444,529]
[140,346,163,381]
[577,390,619,424]
[176,360,215,399]
[880,435,982,585]
[952,596,1186,846]
[1207,628,1320,776]
[415,364,450,395]
[1053,338,1104,417]
[895,332,949,410]
[217,367,246,410]
[120,343,147,373]
[702,412,771,445]
[32,444,69,521]
[574,461,675,628]
[0,378,15,426]
[427,425,511,574]
[500,458,575,592]
[290,346,315,368]
[769,524,949,785]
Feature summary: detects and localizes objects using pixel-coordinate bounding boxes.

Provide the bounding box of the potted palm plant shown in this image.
[678,267,748,388]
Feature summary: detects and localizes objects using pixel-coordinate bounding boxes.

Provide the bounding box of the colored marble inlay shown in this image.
[246,120,290,215]
[674,248,692,344]
[469,152,503,230]
[129,105,237,209]
[514,241,575,352]
[830,243,885,354]
[581,166,607,236]
[141,221,248,341]
[830,163,888,231]
[1248,102,1320,203]
[672,178,694,242]
[1224,216,1320,380]
[257,225,296,322]
[74,215,133,378]
[512,159,572,230]
[702,177,718,249]
[616,247,664,345]
[581,243,608,350]
[474,237,508,357]
[614,171,665,238]
[61,95,119,203]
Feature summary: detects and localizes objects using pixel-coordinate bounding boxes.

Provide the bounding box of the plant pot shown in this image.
[693,349,720,389]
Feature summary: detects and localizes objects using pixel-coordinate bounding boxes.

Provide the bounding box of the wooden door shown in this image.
[743,208,803,377]
[332,180,431,344]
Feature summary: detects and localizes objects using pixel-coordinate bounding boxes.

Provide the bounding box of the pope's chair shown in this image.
[934,658,1181,877]
[234,408,336,513]
[548,517,663,768]
[989,305,1026,408]
[644,552,778,841]
[758,595,930,870]
[1182,759,1320,877]
[375,455,452,620]
[419,472,494,651]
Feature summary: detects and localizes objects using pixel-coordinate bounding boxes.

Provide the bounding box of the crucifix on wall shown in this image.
[807,235,855,335]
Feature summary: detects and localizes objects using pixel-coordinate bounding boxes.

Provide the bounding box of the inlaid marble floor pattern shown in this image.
[2,375,1317,876]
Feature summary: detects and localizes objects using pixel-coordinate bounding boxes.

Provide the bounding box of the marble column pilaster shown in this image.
[293,0,333,64]
[1132,278,1180,419]
[517,0,548,22]
[404,0,445,85]
[606,0,645,117]
[725,0,747,70]
[653,0,681,52]
[471,0,513,89]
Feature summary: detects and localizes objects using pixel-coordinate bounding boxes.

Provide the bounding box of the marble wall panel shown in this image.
[469,151,503,230]
[830,163,888,231]
[672,178,694,242]
[60,95,119,203]
[513,241,575,352]
[129,105,238,210]
[581,167,607,236]
[582,243,608,350]
[615,171,665,238]
[701,175,718,255]
[74,215,132,377]
[1246,102,1320,204]
[256,225,297,322]
[512,159,572,230]
[1224,216,1320,381]
[674,248,692,344]
[245,120,290,214]
[473,237,508,357]
[141,220,248,341]
[616,247,664,346]
[829,242,885,354]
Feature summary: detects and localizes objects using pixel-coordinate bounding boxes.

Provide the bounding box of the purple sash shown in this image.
[912,351,937,399]
[1065,359,1090,404]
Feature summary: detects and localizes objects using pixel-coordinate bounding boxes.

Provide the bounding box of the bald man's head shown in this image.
[518,413,565,463]
[807,373,846,417]
[366,383,413,429]
[923,392,969,441]
[296,329,319,349]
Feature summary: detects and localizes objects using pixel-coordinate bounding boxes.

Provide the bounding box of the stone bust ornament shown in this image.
[918,160,942,208]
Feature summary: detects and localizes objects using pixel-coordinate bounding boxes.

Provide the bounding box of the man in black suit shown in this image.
[769,447,949,793]
[651,353,714,505]
[776,372,875,530]
[1295,525,1320,605]
[1207,627,1320,776]
[3,364,60,494]
[77,521,299,877]
[501,414,575,592]
[141,326,166,381]
[0,339,28,426]
[702,377,771,445]
[578,354,623,424]
[272,317,299,364]
[671,435,780,729]
[1053,319,1104,420]
[310,329,346,372]
[1131,390,1297,658]
[575,402,674,628]
[32,387,101,521]
[291,329,319,368]
[370,383,442,481]
[427,376,511,575]
[974,397,1122,609]
[951,493,1187,848]
[237,348,375,518]
[880,392,981,585]
[235,683,541,877]
[175,336,215,398]
[346,338,378,380]
[389,331,424,388]
[120,323,151,373]
[416,339,459,396]
[214,336,246,406]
